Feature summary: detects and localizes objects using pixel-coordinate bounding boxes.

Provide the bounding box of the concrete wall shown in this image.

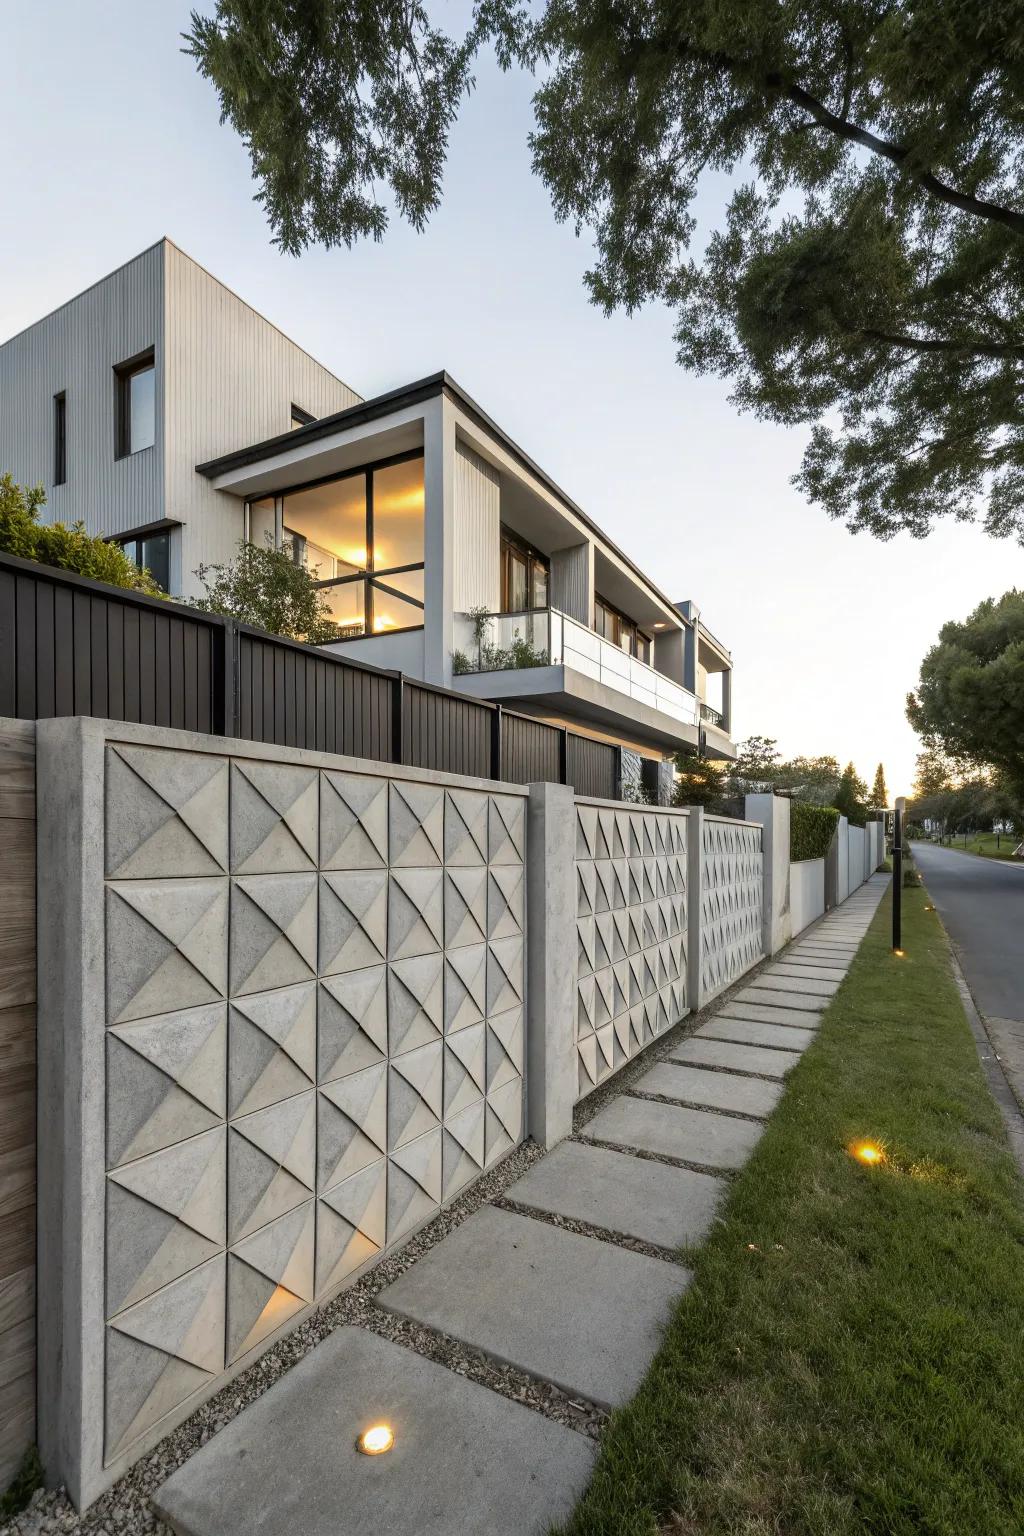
[789,858,826,936]
[35,718,527,1510]
[699,815,764,1002]
[0,721,36,1492]
[573,798,687,1102]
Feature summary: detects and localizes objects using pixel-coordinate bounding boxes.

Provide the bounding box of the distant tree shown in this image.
[869,763,888,808]
[912,745,957,800]
[0,474,164,595]
[735,736,781,785]
[189,0,1024,542]
[673,754,729,811]
[194,540,340,645]
[907,590,1024,802]
[775,754,841,804]
[833,761,869,825]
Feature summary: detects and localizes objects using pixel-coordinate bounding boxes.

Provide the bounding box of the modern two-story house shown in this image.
[0,240,736,780]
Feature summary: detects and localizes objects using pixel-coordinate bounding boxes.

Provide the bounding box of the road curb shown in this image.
[948,948,1024,1180]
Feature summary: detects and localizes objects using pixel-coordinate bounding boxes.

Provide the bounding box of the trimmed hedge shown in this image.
[790,801,840,862]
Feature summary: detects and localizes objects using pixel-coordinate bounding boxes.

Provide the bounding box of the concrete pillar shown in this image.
[745,792,791,955]
[720,667,733,734]
[422,394,456,687]
[525,781,577,1148]
[549,542,593,627]
[682,620,697,694]
[686,804,704,1013]
[653,627,684,686]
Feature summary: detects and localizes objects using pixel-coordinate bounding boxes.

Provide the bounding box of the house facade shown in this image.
[0,241,735,775]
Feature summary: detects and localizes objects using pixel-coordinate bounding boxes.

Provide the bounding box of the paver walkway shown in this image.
[155,876,889,1536]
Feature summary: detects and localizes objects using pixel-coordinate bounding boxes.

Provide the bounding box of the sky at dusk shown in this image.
[3,0,1022,796]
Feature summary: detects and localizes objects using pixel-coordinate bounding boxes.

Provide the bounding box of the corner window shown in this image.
[53,391,66,485]
[290,404,315,429]
[115,351,155,458]
[116,529,171,592]
[266,451,425,638]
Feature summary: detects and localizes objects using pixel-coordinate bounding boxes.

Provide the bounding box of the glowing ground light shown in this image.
[851,1141,884,1166]
[357,1424,395,1456]
[893,948,905,957]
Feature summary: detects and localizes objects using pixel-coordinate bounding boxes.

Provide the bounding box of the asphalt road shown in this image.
[912,840,1024,1024]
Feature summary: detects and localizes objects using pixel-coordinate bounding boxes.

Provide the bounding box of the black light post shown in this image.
[892,795,905,952]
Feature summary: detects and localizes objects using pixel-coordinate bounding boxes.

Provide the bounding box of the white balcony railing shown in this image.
[453,607,701,728]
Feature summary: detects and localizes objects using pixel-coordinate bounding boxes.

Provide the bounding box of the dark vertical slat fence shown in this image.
[0,552,628,797]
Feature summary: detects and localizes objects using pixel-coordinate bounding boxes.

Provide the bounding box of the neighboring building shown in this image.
[0,241,735,774]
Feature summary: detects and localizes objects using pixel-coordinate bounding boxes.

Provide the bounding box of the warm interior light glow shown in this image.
[343,547,368,568]
[373,616,396,632]
[357,1423,394,1456]
[851,1140,884,1166]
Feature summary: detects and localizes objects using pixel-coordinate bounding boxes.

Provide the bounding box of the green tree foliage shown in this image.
[734,735,781,784]
[0,474,165,595]
[189,1,1024,542]
[193,541,340,644]
[907,590,1024,801]
[870,762,888,807]
[833,761,869,825]
[673,753,729,810]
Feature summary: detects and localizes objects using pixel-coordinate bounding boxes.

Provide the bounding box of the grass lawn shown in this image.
[921,832,1023,861]
[557,885,1024,1536]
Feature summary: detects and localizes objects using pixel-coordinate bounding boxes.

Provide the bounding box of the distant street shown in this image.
[912,840,1024,1099]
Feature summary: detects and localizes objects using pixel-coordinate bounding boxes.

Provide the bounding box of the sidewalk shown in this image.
[151,877,889,1536]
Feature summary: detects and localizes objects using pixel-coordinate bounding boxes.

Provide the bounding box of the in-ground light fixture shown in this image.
[356,1423,395,1456]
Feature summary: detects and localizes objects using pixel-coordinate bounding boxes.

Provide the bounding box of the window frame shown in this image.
[110,520,175,592]
[53,391,66,486]
[114,348,156,460]
[499,525,549,614]
[595,592,653,662]
[248,447,427,639]
[290,403,316,429]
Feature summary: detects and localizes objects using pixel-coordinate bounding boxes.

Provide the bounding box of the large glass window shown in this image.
[500,529,548,613]
[595,594,652,662]
[259,452,425,637]
[117,528,171,592]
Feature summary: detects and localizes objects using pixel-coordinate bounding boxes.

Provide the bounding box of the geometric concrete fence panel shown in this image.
[574,798,687,1102]
[698,815,764,1002]
[36,719,527,1510]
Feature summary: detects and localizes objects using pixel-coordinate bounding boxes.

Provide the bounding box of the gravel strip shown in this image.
[1,1140,546,1536]
[494,1195,686,1266]
[573,1131,740,1181]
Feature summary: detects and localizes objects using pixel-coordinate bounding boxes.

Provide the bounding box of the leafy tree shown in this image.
[734,735,781,784]
[833,760,868,824]
[774,754,841,804]
[0,474,164,595]
[673,753,729,810]
[912,744,957,799]
[907,590,1024,801]
[189,1,1024,542]
[194,540,340,644]
[869,763,888,808]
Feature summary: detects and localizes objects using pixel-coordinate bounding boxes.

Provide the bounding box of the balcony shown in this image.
[450,607,723,753]
[699,701,724,728]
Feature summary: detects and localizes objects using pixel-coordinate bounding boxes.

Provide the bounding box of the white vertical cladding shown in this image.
[452,442,500,613]
[550,542,593,626]
[422,394,457,686]
[0,242,165,540]
[162,243,362,593]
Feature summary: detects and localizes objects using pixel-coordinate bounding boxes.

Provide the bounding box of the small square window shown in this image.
[117,528,171,592]
[115,351,155,458]
[290,403,315,429]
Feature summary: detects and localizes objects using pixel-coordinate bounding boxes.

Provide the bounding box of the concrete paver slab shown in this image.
[666,1037,802,1080]
[507,1139,725,1250]
[152,1327,597,1536]
[634,1061,784,1119]
[737,987,827,1012]
[754,973,839,997]
[720,1000,822,1028]
[695,1016,816,1051]
[379,1206,686,1410]
[581,1093,763,1170]
[770,963,846,982]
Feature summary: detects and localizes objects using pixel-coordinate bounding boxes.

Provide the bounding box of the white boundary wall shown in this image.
[789,857,826,936]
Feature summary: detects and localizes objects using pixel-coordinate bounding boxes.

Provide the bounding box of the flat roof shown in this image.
[197,370,706,634]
